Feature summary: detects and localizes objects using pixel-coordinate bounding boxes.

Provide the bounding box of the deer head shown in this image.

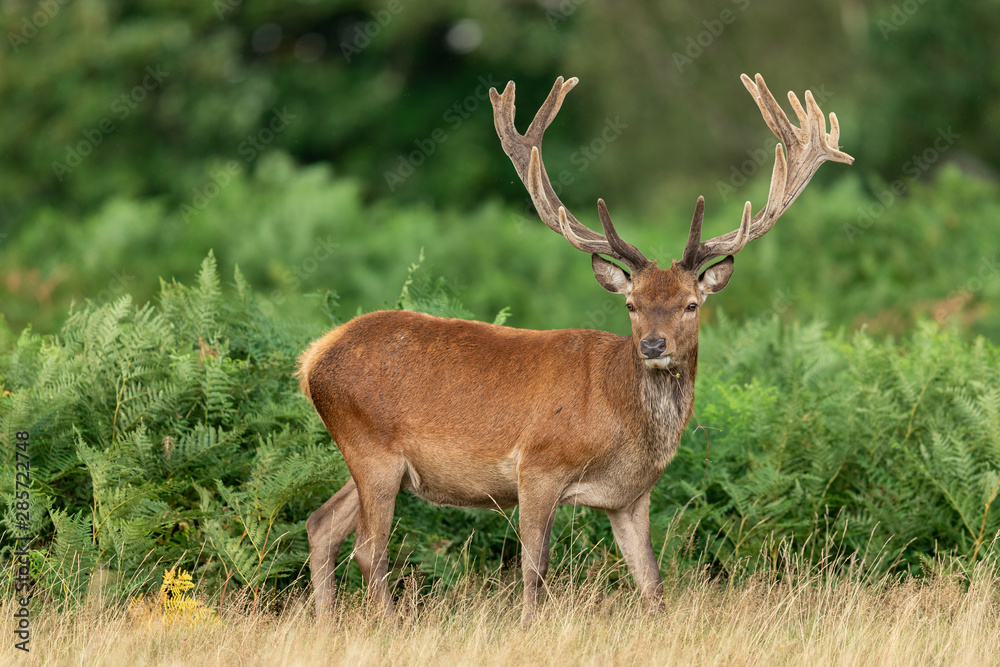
[490,75,854,371]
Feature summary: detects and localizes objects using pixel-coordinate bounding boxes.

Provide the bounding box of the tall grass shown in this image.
[4,530,999,666]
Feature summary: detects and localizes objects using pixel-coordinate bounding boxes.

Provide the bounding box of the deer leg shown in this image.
[517,475,564,624]
[352,460,405,618]
[606,490,664,608]
[307,477,359,616]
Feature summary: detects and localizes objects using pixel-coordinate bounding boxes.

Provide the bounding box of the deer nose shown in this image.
[640,337,668,359]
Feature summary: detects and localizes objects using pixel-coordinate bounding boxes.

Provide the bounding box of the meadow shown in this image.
[3,548,999,665]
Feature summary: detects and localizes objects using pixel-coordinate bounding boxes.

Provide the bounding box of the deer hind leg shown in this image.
[517,473,565,624]
[307,477,359,616]
[606,490,664,608]
[351,458,406,618]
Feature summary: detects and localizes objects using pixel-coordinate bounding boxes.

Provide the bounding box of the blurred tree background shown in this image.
[0,0,997,336]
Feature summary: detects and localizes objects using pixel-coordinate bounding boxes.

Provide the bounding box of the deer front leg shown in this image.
[517,472,564,624]
[606,490,664,608]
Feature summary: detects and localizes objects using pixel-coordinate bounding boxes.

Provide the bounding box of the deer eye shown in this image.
[686,302,698,312]
[626,302,636,312]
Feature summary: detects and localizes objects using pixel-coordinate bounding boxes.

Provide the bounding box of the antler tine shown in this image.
[828,110,841,148]
[680,196,706,269]
[680,73,854,272]
[742,73,797,148]
[556,207,605,255]
[597,198,649,270]
[490,77,651,272]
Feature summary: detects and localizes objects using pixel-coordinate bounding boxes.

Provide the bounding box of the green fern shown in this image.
[3,252,1000,606]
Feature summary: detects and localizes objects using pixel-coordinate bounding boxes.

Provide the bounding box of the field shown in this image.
[4,553,999,666]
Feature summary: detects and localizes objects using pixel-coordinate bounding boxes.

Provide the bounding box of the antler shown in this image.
[680,73,855,273]
[490,77,652,273]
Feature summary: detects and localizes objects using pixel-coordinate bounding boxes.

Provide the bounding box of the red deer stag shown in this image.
[299,73,853,621]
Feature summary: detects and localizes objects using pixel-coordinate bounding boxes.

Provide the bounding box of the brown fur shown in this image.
[297,326,346,400]
[300,261,730,622]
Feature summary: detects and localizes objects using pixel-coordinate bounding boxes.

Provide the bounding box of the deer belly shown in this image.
[559,466,666,511]
[400,447,520,510]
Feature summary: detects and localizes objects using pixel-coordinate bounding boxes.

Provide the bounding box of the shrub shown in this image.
[1,254,998,606]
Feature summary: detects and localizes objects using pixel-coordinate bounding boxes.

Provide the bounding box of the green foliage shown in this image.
[4,158,998,343]
[662,317,1000,575]
[0,253,342,601]
[861,0,1000,175]
[1,1,996,222]
[3,1,998,339]
[2,257,1000,604]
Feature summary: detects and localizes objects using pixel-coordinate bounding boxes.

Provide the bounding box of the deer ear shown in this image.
[698,256,734,297]
[592,254,631,294]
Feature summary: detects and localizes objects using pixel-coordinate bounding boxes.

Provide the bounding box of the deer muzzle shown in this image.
[640,337,674,370]
[640,337,667,359]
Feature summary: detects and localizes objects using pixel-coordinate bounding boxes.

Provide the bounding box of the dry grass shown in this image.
[4,552,1000,667]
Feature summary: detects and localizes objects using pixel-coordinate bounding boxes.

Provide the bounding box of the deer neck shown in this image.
[611,339,698,467]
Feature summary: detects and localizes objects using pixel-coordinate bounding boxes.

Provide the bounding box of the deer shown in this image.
[298,73,853,622]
